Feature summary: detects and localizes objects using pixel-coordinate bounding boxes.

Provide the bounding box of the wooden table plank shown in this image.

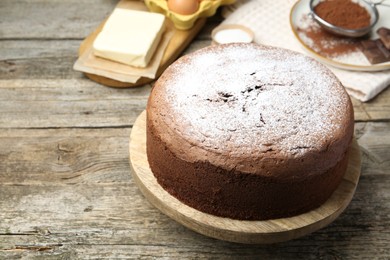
[0,128,131,184]
[0,40,83,80]
[0,175,389,258]
[0,79,150,128]
[0,123,388,183]
[355,122,390,180]
[0,0,117,39]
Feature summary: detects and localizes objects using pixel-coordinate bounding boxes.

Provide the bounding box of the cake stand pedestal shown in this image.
[129,111,361,244]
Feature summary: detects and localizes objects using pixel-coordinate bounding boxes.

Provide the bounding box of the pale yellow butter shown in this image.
[93,8,166,68]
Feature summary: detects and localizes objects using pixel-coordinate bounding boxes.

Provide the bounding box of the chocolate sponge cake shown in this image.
[146,43,354,220]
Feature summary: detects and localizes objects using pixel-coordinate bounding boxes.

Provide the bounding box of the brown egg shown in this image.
[167,0,200,15]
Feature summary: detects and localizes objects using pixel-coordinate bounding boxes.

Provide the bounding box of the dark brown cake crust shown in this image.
[146,43,354,220]
[147,122,349,220]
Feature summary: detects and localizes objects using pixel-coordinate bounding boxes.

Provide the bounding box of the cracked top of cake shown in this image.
[147,43,354,178]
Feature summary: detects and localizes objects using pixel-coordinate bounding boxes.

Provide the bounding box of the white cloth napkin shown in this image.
[222,0,390,102]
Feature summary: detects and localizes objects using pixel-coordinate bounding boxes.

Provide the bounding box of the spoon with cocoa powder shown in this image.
[309,0,388,37]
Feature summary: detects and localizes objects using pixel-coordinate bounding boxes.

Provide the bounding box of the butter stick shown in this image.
[93,8,166,68]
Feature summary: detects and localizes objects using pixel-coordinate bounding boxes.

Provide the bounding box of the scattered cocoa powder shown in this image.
[314,0,371,30]
[297,15,363,58]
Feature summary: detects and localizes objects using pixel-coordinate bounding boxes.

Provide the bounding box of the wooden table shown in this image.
[1,1,389,258]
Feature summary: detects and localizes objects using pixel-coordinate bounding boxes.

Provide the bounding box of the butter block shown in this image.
[93,8,165,68]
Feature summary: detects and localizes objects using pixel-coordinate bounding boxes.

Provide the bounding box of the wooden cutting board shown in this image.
[78,0,206,88]
[129,111,361,244]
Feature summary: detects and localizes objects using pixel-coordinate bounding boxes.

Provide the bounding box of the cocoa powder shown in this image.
[297,15,363,58]
[314,0,371,30]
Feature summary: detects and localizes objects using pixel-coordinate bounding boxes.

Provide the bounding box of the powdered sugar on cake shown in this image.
[158,44,349,156]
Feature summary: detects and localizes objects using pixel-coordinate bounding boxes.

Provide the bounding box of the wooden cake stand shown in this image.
[129,111,361,244]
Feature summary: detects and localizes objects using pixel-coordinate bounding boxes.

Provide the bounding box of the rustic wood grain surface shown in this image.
[0,0,389,259]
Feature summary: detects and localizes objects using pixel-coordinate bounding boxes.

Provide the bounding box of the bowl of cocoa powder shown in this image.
[309,0,379,37]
